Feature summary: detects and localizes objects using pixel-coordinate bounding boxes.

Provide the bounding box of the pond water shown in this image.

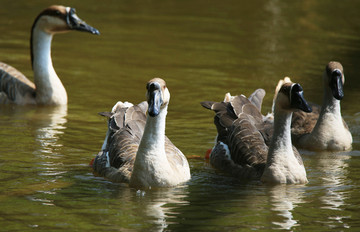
[1,0,360,231]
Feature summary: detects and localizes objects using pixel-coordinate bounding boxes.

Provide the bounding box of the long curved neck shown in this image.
[130,105,170,187]
[320,83,342,119]
[139,106,167,153]
[312,77,342,134]
[262,106,307,184]
[267,109,293,163]
[31,26,67,105]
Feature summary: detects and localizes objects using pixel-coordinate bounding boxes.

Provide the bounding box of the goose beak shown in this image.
[291,83,312,113]
[67,8,100,35]
[330,70,344,100]
[148,82,163,117]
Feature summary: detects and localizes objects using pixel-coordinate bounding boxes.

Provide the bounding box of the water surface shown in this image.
[1,0,360,231]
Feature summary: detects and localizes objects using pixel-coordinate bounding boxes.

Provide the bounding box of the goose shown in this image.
[0,5,100,105]
[201,81,312,184]
[287,61,352,151]
[92,78,191,188]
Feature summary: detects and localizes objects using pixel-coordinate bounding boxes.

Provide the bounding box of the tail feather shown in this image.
[248,89,266,112]
[200,101,215,110]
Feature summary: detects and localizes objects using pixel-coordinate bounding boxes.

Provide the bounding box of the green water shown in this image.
[1,0,360,231]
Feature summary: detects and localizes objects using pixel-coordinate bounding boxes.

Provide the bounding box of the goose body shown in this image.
[0,5,99,105]
[290,62,352,151]
[201,82,311,184]
[92,78,191,188]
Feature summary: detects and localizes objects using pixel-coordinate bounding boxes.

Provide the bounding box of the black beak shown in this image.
[67,8,100,35]
[330,69,344,100]
[290,83,312,113]
[147,82,163,117]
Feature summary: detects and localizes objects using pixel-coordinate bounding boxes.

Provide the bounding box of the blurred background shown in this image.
[0,0,360,231]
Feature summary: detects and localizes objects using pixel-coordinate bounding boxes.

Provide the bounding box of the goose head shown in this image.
[32,5,100,35]
[276,82,312,113]
[325,61,344,100]
[146,78,170,117]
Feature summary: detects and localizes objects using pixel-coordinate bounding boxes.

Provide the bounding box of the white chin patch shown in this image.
[219,141,231,160]
[105,152,110,168]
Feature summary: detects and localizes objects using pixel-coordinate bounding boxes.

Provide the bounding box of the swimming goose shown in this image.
[201,82,312,184]
[289,61,352,151]
[92,78,191,188]
[0,5,99,105]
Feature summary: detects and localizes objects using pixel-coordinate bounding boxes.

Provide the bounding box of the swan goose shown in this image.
[0,5,100,105]
[280,62,352,151]
[201,81,312,184]
[92,78,191,188]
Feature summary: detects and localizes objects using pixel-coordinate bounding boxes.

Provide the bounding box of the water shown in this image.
[1,0,360,231]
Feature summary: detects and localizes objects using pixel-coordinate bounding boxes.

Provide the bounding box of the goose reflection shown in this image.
[302,152,352,228]
[32,105,67,155]
[314,152,350,210]
[136,186,189,231]
[31,105,68,177]
[0,105,67,170]
[0,105,67,156]
[0,105,68,199]
[104,185,189,231]
[268,185,306,230]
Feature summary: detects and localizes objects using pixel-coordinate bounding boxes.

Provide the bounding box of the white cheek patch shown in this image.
[162,87,170,106]
[105,152,110,168]
[65,7,71,25]
[289,83,295,105]
[40,16,68,33]
[219,142,231,160]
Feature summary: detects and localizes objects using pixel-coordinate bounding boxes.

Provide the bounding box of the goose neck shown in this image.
[322,88,342,117]
[262,107,308,184]
[268,109,293,160]
[138,105,167,155]
[31,26,67,105]
[32,28,55,78]
[130,106,169,187]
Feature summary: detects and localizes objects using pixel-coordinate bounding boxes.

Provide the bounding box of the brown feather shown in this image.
[210,142,261,180]
[93,102,145,182]
[291,102,321,141]
[93,100,187,183]
[248,89,266,112]
[204,87,304,180]
[0,62,36,104]
[202,90,270,179]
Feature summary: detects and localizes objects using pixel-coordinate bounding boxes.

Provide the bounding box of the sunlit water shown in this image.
[1,0,360,231]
